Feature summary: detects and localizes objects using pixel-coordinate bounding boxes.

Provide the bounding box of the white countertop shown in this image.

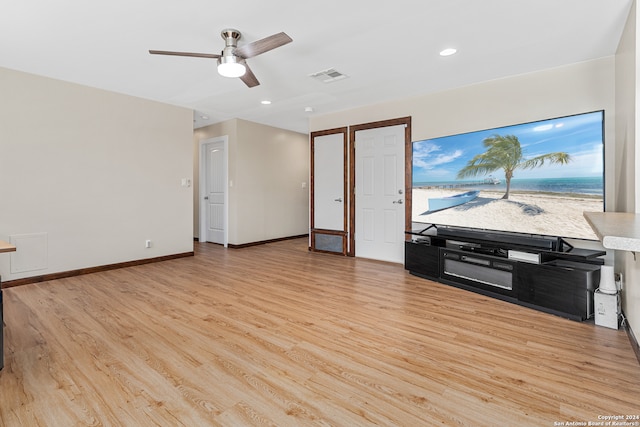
[583,211,640,252]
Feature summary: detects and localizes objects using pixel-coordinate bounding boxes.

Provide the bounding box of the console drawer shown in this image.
[440,249,516,297]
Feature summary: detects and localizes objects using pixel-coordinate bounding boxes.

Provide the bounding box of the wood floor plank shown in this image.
[1,238,639,426]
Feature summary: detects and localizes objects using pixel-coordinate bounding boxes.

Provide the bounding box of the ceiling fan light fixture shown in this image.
[217,56,246,78]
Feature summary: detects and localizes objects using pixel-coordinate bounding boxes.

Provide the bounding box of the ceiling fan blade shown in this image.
[149,50,221,59]
[239,62,260,88]
[234,32,292,59]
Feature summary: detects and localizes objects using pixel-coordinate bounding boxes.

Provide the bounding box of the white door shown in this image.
[204,140,226,244]
[354,125,406,263]
[314,133,345,231]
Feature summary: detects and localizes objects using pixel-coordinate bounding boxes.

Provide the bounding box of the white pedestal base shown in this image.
[594,289,620,329]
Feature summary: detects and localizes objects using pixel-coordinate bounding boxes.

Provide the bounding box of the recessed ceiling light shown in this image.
[261,100,272,105]
[439,48,457,57]
[304,106,314,113]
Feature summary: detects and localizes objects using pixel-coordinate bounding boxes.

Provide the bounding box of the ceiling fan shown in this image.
[149,29,292,88]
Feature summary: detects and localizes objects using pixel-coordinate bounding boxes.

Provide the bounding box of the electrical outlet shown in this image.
[615,272,623,290]
[145,239,152,248]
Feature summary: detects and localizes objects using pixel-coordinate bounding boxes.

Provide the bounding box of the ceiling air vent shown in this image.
[309,68,349,83]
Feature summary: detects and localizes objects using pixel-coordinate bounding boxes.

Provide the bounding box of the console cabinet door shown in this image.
[404,241,440,278]
[516,261,598,320]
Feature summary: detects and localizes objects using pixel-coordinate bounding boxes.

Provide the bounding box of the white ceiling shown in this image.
[0,1,633,134]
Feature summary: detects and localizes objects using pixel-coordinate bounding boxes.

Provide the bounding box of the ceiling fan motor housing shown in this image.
[217,54,244,68]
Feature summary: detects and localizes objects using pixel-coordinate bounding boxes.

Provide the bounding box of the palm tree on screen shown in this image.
[456,134,571,199]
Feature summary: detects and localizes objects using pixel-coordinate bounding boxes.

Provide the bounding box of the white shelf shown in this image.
[583,211,640,252]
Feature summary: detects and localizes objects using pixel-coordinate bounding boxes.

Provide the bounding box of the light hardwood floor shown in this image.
[1,238,639,426]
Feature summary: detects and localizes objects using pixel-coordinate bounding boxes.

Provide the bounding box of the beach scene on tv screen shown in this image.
[412,111,604,240]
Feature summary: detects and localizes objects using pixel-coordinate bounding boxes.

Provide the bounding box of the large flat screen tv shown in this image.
[412,111,604,241]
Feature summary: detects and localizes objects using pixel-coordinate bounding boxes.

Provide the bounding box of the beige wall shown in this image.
[0,67,194,282]
[615,0,640,344]
[194,119,309,245]
[312,59,615,137]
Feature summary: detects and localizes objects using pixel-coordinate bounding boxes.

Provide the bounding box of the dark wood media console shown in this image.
[405,227,605,321]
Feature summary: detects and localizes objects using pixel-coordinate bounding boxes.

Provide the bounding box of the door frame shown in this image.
[348,117,412,257]
[199,135,229,247]
[310,127,348,255]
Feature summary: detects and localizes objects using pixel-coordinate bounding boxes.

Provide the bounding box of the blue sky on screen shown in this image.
[412,111,604,183]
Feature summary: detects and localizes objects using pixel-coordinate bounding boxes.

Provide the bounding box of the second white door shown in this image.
[354,125,406,263]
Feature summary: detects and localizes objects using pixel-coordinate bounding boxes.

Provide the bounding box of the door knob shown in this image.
[204,196,209,200]
[334,197,343,202]
[393,199,403,204]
